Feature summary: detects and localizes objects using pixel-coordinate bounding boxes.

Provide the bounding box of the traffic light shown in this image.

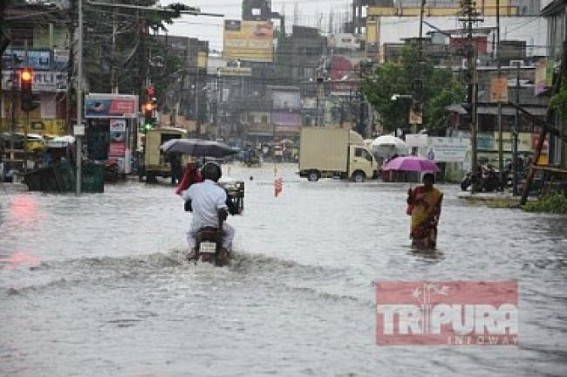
[20,67,39,112]
[141,101,157,133]
[143,101,153,121]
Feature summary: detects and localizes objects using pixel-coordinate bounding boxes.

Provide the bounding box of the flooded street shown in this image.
[1,163,566,377]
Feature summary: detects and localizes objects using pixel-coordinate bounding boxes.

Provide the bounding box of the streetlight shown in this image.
[390,94,421,134]
[391,94,413,101]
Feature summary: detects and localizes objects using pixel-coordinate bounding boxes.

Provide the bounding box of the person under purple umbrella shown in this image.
[406,173,444,250]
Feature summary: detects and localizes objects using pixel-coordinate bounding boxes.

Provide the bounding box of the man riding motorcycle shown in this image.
[180,162,235,263]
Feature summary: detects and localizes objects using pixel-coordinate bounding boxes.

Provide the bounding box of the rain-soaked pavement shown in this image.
[1,163,566,377]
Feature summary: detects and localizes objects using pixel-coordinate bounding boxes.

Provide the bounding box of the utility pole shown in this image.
[496,0,504,188]
[76,0,83,195]
[411,0,426,135]
[512,62,521,196]
[461,0,483,191]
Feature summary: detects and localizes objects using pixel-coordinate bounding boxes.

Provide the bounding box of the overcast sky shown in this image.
[160,0,354,51]
[159,1,548,57]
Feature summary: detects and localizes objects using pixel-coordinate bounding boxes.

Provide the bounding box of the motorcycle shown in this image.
[194,227,230,267]
[184,193,238,267]
[461,164,502,192]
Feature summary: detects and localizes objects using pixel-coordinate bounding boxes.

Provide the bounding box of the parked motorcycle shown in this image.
[103,159,120,182]
[461,164,502,192]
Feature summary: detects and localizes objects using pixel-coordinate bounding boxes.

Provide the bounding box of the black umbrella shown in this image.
[160,138,238,158]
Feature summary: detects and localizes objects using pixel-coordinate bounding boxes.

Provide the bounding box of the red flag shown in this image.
[274,177,283,197]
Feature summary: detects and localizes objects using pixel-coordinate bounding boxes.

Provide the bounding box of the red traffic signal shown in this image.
[143,101,153,119]
[21,68,33,83]
[20,68,39,112]
[145,86,155,97]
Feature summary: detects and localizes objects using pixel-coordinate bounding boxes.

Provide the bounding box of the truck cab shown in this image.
[349,145,377,182]
[140,127,187,183]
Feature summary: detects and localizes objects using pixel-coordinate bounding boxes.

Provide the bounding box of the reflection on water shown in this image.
[1,164,566,377]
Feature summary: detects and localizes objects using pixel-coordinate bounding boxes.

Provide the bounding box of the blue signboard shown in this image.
[2,49,52,71]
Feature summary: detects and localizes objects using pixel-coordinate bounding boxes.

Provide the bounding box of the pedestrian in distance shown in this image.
[406,173,443,250]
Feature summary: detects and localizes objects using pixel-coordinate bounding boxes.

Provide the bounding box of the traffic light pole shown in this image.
[24,111,29,173]
[76,0,83,196]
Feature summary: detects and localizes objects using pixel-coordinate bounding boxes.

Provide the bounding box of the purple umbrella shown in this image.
[382,156,440,173]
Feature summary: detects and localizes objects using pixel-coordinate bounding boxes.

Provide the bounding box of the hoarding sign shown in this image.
[272,90,301,111]
[405,134,428,147]
[534,60,547,96]
[2,49,52,70]
[85,94,138,118]
[109,142,126,157]
[490,77,509,103]
[223,20,274,63]
[330,55,361,92]
[218,67,252,77]
[2,70,67,92]
[427,137,470,162]
[272,112,301,134]
[493,132,532,153]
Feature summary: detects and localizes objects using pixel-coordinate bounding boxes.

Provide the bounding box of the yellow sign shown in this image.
[223,20,274,63]
[493,132,532,152]
[490,77,509,103]
[197,51,208,69]
[409,109,422,125]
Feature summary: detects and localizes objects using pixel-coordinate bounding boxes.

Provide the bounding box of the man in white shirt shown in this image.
[181,162,235,261]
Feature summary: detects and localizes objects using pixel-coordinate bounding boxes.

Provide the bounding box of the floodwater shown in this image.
[1,163,566,377]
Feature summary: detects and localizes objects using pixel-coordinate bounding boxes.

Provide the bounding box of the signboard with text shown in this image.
[272,112,301,134]
[85,94,138,119]
[2,70,67,92]
[223,20,274,62]
[2,49,52,70]
[490,77,509,103]
[427,137,471,162]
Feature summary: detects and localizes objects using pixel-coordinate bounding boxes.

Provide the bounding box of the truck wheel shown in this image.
[352,171,366,183]
[307,171,320,182]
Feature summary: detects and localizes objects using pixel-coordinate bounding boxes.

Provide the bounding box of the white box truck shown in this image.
[298,127,378,182]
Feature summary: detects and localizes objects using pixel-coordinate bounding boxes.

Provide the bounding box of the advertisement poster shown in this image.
[272,112,301,134]
[330,55,361,92]
[109,143,126,157]
[272,90,301,111]
[2,49,52,70]
[426,137,471,162]
[490,77,509,103]
[85,94,138,118]
[223,20,274,63]
[535,60,547,96]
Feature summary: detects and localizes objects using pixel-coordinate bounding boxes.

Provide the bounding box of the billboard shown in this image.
[223,20,274,62]
[272,90,301,111]
[85,94,138,119]
[2,70,67,92]
[426,137,471,162]
[272,112,301,134]
[2,49,52,70]
[534,60,547,96]
[330,55,362,93]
